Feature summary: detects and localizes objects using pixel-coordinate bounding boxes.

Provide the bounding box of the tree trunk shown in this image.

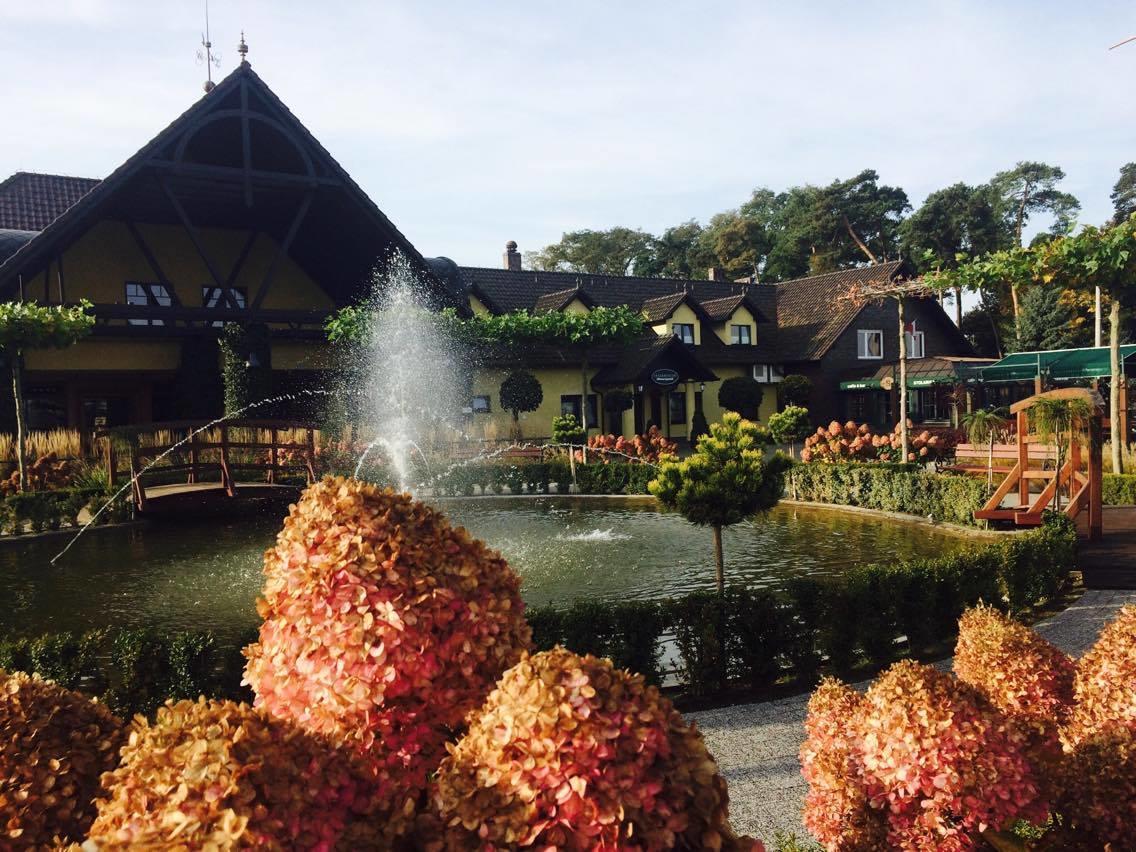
[842,215,879,264]
[11,354,26,492]
[988,434,995,493]
[1111,299,1123,474]
[954,286,962,327]
[580,355,589,463]
[712,525,725,595]
[898,297,909,462]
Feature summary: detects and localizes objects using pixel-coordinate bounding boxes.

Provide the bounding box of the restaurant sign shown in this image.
[651,368,679,386]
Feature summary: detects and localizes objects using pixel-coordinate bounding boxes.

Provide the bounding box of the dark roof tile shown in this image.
[0,173,99,231]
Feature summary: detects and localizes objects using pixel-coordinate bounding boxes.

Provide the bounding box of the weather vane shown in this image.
[197,0,222,92]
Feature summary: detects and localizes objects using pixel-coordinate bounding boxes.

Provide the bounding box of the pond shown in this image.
[0,496,970,647]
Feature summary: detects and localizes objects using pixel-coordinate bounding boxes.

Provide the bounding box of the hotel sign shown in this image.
[651,368,679,386]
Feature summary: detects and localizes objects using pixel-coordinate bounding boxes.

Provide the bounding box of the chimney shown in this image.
[503,240,522,272]
[707,266,727,282]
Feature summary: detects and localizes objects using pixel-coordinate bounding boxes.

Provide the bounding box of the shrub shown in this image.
[690,406,710,444]
[552,413,586,444]
[432,648,761,851]
[800,678,886,850]
[1065,603,1136,745]
[88,698,388,849]
[104,628,219,718]
[953,606,1074,769]
[499,369,543,437]
[667,591,730,695]
[1056,725,1136,846]
[856,661,1045,849]
[779,374,812,408]
[243,477,531,826]
[718,375,765,419]
[788,462,991,527]
[1103,472,1136,505]
[800,420,959,465]
[0,670,125,847]
[767,405,812,451]
[583,425,677,463]
[729,586,792,689]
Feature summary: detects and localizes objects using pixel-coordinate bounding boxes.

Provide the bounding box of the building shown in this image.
[0,60,453,432]
[430,252,978,441]
[0,59,975,440]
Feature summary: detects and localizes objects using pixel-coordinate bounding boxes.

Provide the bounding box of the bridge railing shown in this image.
[96,419,319,511]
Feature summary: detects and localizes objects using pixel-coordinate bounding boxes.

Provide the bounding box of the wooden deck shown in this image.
[1078,506,1136,590]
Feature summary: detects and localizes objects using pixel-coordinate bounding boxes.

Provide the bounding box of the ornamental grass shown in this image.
[431,647,761,851]
[0,670,125,848]
[799,679,886,851]
[87,697,390,850]
[243,476,531,825]
[953,605,1074,767]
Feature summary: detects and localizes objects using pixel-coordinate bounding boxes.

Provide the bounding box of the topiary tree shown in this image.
[0,300,94,490]
[432,647,761,851]
[962,407,1008,493]
[88,697,390,849]
[243,477,531,834]
[779,373,813,408]
[498,369,543,439]
[717,375,764,420]
[767,405,812,457]
[649,411,788,593]
[689,406,710,445]
[0,669,125,847]
[551,413,585,445]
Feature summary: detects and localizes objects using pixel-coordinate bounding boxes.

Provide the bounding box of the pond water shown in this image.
[0,496,969,647]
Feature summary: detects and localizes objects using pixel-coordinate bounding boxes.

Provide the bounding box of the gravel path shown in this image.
[691,589,1136,842]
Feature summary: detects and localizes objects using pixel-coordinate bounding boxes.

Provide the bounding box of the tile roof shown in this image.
[773,261,906,361]
[0,173,99,231]
[0,230,38,265]
[533,286,596,313]
[639,291,688,323]
[590,335,718,387]
[699,293,748,322]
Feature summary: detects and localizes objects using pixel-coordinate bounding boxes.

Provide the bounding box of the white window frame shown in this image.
[904,329,926,359]
[125,282,173,327]
[730,324,752,345]
[753,364,769,383]
[672,323,695,345]
[857,329,884,360]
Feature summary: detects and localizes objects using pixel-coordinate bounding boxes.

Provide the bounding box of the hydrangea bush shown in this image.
[432,648,762,851]
[953,605,1074,766]
[0,671,125,848]
[800,420,957,464]
[243,477,531,824]
[581,426,678,464]
[1064,603,1136,745]
[87,698,389,849]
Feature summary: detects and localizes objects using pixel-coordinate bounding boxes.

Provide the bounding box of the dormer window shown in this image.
[672,323,695,345]
[730,324,752,345]
[857,329,883,359]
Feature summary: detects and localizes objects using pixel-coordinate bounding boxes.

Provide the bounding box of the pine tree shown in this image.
[1013,286,1075,352]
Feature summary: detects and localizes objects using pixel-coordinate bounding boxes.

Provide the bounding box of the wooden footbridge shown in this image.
[98,420,318,514]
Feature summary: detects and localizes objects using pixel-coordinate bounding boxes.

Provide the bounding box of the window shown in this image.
[730,324,752,345]
[560,394,598,426]
[203,286,248,327]
[904,323,926,359]
[125,282,173,326]
[857,329,883,359]
[672,323,695,345]
[753,364,785,383]
[668,391,686,425]
[470,395,491,414]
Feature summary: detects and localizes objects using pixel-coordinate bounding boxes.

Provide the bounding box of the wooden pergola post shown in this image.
[1017,408,1030,509]
[1089,413,1104,541]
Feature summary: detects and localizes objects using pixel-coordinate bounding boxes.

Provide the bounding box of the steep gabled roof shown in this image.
[0,230,38,265]
[639,290,712,324]
[0,173,99,230]
[533,286,597,313]
[591,334,718,387]
[0,63,449,308]
[774,261,906,361]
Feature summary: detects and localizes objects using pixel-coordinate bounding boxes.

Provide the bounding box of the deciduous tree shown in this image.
[1112,162,1136,224]
[498,370,543,439]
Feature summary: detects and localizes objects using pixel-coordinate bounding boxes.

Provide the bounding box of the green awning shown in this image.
[839,357,993,391]
[979,346,1136,384]
[840,378,884,390]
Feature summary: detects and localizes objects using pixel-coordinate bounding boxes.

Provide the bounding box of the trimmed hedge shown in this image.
[4,519,1075,706]
[1103,473,1136,505]
[786,462,988,526]
[0,487,131,535]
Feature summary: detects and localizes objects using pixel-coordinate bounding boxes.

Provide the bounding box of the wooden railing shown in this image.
[97,419,318,512]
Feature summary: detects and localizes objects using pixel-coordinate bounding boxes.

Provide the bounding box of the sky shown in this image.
[1,1,1133,269]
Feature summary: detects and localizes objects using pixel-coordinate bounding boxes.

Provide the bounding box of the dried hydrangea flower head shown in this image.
[0,670,125,848]
[857,661,1045,850]
[87,697,390,849]
[243,477,531,822]
[1064,603,1136,746]
[432,647,761,851]
[953,605,1074,768]
[800,678,887,850]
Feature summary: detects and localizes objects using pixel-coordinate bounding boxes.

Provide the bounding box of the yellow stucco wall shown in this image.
[710,305,756,344]
[469,295,491,316]
[699,364,778,425]
[18,219,334,374]
[563,298,591,315]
